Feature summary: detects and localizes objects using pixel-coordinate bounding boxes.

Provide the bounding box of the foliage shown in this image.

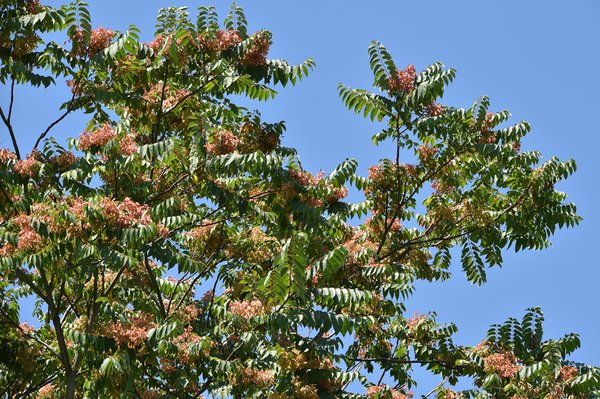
[0,1,597,398]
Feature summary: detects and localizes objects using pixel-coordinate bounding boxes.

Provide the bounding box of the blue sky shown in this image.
[5,0,600,394]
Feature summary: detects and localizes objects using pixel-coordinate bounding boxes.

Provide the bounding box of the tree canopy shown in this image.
[0,1,598,398]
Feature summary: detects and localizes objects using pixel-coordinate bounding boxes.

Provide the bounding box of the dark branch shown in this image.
[0,78,21,159]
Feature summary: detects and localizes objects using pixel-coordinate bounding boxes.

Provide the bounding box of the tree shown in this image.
[0,1,597,398]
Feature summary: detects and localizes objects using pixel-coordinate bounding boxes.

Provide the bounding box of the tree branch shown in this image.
[0,78,21,159]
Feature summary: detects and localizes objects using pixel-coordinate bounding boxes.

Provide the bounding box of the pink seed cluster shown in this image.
[19,321,35,334]
[441,389,460,399]
[105,313,155,349]
[0,243,15,257]
[66,79,85,96]
[481,112,495,132]
[479,113,497,143]
[36,384,55,399]
[13,214,43,252]
[366,385,408,399]
[118,133,138,156]
[418,144,437,163]
[229,299,265,319]
[0,148,16,163]
[79,123,116,151]
[431,180,453,195]
[368,164,384,182]
[483,351,521,378]
[25,0,42,14]
[426,102,444,116]
[89,27,115,56]
[71,27,114,57]
[101,197,151,228]
[559,365,578,383]
[205,130,238,155]
[241,32,271,67]
[406,313,427,331]
[389,65,417,93]
[172,326,207,364]
[50,151,77,169]
[327,186,348,203]
[142,84,191,111]
[289,169,324,186]
[214,29,242,50]
[148,35,168,51]
[13,153,40,177]
[230,368,274,388]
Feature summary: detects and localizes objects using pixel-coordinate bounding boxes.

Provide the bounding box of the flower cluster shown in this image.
[13,213,43,253]
[66,78,85,96]
[8,32,41,60]
[118,133,138,156]
[289,169,324,186]
[366,161,417,213]
[278,349,334,373]
[63,196,90,235]
[148,35,168,51]
[100,197,151,228]
[229,299,265,319]
[186,222,223,256]
[104,313,155,349]
[49,151,77,170]
[36,384,55,399]
[205,130,238,155]
[406,313,427,332]
[389,65,417,93]
[367,164,386,184]
[19,321,35,334]
[481,112,495,132]
[230,368,274,388]
[364,216,402,237]
[237,122,281,153]
[241,31,271,66]
[178,303,202,323]
[431,180,454,195]
[285,169,327,207]
[14,152,40,177]
[25,0,42,14]
[426,102,444,117]
[0,148,17,163]
[142,83,191,112]
[278,348,307,371]
[417,144,437,163]
[89,27,115,56]
[227,227,277,265]
[294,381,319,399]
[214,29,242,51]
[483,351,521,378]
[138,390,160,399]
[78,124,116,151]
[367,385,409,399]
[479,135,497,144]
[473,340,489,354]
[343,229,378,268]
[172,327,207,364]
[368,162,417,189]
[71,27,114,57]
[0,243,15,257]
[559,365,578,383]
[327,186,349,203]
[440,389,460,399]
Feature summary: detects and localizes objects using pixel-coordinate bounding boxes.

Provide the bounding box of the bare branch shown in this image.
[0,79,21,159]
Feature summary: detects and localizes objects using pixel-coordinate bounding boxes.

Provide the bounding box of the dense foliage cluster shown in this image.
[0,1,598,398]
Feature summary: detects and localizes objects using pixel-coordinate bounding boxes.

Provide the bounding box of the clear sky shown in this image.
[5,0,600,394]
